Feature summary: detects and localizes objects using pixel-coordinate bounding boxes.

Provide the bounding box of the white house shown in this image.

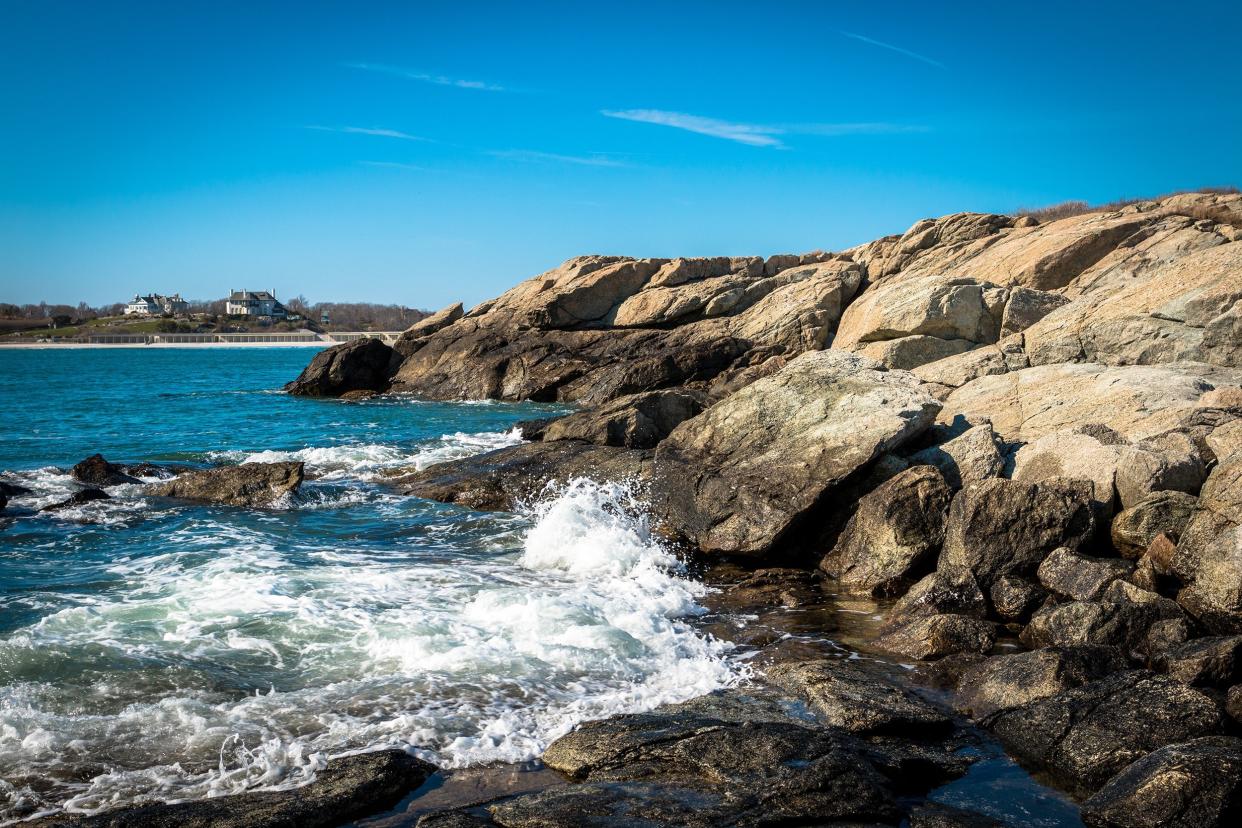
[125,294,189,315]
[226,290,288,318]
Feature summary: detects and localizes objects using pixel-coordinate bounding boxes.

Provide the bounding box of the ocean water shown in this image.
[0,349,740,821]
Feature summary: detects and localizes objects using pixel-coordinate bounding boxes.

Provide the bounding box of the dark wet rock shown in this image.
[31,749,436,828]
[71,454,139,487]
[536,693,905,826]
[148,462,304,507]
[891,569,988,622]
[651,349,940,556]
[283,338,396,398]
[392,441,650,512]
[1228,685,1242,724]
[0,480,32,497]
[1021,600,1160,653]
[764,660,952,736]
[1037,546,1134,602]
[1154,635,1242,688]
[983,671,1224,794]
[906,421,1006,489]
[873,614,997,660]
[1081,736,1242,828]
[820,465,952,597]
[938,478,1096,591]
[908,802,1007,828]
[512,416,565,441]
[1111,491,1198,558]
[956,645,1128,719]
[40,488,110,512]
[542,389,707,449]
[989,576,1047,623]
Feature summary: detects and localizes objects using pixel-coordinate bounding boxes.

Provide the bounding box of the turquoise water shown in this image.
[0,349,737,820]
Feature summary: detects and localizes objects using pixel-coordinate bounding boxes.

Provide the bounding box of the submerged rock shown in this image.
[148,462,304,507]
[40,488,110,511]
[284,338,396,398]
[29,749,435,828]
[1081,736,1242,828]
[71,454,139,487]
[652,350,940,556]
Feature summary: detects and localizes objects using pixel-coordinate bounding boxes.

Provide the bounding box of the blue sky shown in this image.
[3,1,1240,309]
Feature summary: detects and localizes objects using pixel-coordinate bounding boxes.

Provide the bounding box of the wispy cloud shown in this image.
[839,31,945,69]
[305,125,430,141]
[601,109,785,147]
[488,149,627,167]
[345,62,504,91]
[602,110,928,147]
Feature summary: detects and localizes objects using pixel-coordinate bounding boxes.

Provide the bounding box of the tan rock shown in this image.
[939,362,1242,444]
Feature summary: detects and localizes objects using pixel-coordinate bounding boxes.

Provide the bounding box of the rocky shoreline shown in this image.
[9,190,1242,826]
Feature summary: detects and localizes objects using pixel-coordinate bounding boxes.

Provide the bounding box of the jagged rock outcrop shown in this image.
[148,462,304,507]
[392,302,464,358]
[541,388,707,449]
[284,337,397,398]
[833,274,1069,369]
[651,350,940,555]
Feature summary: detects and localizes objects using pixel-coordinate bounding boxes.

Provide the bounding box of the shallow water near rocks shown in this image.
[1,349,1082,826]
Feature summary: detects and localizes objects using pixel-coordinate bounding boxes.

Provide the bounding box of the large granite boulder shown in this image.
[284,338,396,398]
[148,462,304,507]
[1081,736,1242,828]
[1175,454,1242,632]
[819,465,952,596]
[542,389,707,449]
[71,454,140,487]
[936,478,1095,591]
[983,671,1223,794]
[652,350,940,556]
